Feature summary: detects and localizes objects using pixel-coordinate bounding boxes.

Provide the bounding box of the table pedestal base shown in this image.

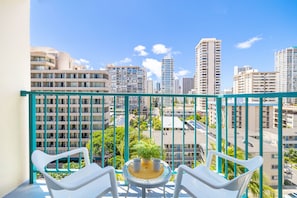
[125,184,166,198]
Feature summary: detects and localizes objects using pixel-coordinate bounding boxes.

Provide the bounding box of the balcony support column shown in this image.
[29,93,36,184]
[277,97,283,198]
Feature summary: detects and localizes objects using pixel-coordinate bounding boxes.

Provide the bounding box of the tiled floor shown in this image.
[4,179,191,198]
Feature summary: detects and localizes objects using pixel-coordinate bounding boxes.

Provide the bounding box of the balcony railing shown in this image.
[20,90,297,198]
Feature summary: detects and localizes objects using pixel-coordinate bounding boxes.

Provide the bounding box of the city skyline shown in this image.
[31,0,297,90]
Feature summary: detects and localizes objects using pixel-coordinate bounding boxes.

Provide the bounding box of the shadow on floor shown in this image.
[4,180,190,198]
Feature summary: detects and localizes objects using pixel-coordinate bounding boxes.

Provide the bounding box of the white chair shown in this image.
[31,147,119,198]
[173,150,263,198]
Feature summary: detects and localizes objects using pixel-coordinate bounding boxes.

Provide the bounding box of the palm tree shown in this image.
[87,126,150,169]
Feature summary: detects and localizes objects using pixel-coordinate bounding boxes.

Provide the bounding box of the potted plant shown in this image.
[133,140,161,160]
[133,140,161,171]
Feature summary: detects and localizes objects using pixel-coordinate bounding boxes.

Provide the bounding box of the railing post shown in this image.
[29,93,36,184]
[233,97,237,176]
[216,96,222,172]
[205,98,209,156]
[277,97,283,198]
[124,95,129,162]
[101,96,105,167]
[259,98,263,198]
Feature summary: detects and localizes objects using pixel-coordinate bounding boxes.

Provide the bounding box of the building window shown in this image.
[271,175,278,180]
[271,154,278,158]
[271,165,278,169]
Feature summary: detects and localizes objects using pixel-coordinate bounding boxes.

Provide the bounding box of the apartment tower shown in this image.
[182,77,194,94]
[274,47,297,104]
[161,56,174,106]
[195,38,221,111]
[106,65,147,113]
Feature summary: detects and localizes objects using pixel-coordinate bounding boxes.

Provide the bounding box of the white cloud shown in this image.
[134,45,148,56]
[174,69,190,79]
[75,58,90,65]
[112,57,132,65]
[236,36,262,49]
[152,44,171,55]
[177,69,189,77]
[74,58,93,69]
[120,57,132,63]
[142,58,162,79]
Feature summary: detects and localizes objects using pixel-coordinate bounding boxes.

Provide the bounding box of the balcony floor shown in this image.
[4,179,191,198]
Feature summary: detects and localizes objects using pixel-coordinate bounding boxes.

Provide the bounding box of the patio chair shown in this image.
[173,150,263,198]
[31,147,119,198]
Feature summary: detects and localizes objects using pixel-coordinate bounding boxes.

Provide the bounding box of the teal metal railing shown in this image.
[21,90,297,198]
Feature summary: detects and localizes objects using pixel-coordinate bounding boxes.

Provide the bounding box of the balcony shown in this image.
[3,91,297,198]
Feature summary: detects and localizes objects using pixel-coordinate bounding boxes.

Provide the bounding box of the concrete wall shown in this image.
[0,0,30,196]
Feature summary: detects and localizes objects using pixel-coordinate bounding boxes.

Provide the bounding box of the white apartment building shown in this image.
[147,80,154,93]
[106,65,147,113]
[275,47,297,104]
[233,66,278,103]
[31,47,110,154]
[195,38,221,112]
[273,105,297,129]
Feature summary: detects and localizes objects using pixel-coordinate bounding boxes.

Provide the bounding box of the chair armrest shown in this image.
[176,165,228,189]
[60,165,116,190]
[206,150,248,168]
[55,147,90,165]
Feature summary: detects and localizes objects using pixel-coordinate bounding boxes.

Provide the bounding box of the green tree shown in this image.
[200,116,206,124]
[284,148,297,164]
[48,161,86,179]
[87,126,149,169]
[186,113,201,121]
[152,116,161,130]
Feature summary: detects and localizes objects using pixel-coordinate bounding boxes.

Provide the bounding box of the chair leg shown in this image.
[125,184,130,198]
[173,188,180,198]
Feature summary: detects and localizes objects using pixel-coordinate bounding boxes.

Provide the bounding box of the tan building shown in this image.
[195,38,221,112]
[208,102,274,131]
[233,66,278,103]
[31,47,110,154]
[144,130,206,169]
[228,132,279,186]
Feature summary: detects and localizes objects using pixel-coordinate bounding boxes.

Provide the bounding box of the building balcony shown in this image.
[3,91,297,197]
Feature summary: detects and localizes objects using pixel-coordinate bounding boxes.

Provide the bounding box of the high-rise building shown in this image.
[155,82,161,93]
[174,79,180,94]
[233,66,278,103]
[275,47,297,104]
[147,80,154,93]
[195,38,221,111]
[31,47,110,154]
[161,56,174,106]
[182,77,194,94]
[106,65,147,111]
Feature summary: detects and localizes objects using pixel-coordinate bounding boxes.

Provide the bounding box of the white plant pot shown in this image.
[153,158,161,171]
[133,158,141,172]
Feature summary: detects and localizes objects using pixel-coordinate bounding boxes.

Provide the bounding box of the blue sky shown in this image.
[31,0,297,90]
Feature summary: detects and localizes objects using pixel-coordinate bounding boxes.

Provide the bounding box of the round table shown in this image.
[122,159,172,198]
